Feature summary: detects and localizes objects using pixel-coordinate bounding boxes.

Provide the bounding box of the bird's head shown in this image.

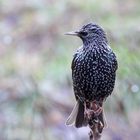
[65,23,107,44]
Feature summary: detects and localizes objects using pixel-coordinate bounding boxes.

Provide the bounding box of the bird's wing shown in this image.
[71,53,77,70]
[108,45,118,71]
[110,51,118,72]
[71,53,79,101]
[71,47,81,70]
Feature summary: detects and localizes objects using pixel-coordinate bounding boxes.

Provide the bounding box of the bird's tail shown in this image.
[66,101,87,128]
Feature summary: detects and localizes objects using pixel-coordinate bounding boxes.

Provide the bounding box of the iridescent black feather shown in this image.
[66,23,118,128]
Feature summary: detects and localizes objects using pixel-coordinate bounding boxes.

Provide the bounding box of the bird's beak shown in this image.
[64,31,80,36]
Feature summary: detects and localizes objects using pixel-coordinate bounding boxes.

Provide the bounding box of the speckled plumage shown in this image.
[66,23,118,129]
[72,23,117,102]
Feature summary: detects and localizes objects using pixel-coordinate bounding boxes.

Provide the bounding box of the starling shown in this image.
[65,23,118,130]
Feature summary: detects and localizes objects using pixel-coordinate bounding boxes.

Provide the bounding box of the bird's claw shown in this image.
[84,109,94,119]
[93,106,102,116]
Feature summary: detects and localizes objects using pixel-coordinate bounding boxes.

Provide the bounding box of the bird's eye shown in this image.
[80,31,88,36]
[90,28,97,32]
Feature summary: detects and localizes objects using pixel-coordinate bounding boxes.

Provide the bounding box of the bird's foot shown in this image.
[84,101,103,119]
[93,106,102,116]
[84,102,96,119]
[84,109,94,119]
[91,101,103,116]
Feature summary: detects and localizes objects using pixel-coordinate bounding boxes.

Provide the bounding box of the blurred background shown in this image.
[0,0,140,140]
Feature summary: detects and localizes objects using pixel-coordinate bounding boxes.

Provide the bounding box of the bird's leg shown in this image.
[90,100,104,132]
[84,102,94,119]
[84,100,103,120]
[90,101,103,116]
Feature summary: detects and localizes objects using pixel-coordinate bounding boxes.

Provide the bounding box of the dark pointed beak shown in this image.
[64,31,80,36]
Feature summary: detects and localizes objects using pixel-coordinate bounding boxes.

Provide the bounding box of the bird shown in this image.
[65,23,118,132]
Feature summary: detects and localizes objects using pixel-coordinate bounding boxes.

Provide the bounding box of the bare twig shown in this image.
[88,119,102,140]
[87,101,104,140]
